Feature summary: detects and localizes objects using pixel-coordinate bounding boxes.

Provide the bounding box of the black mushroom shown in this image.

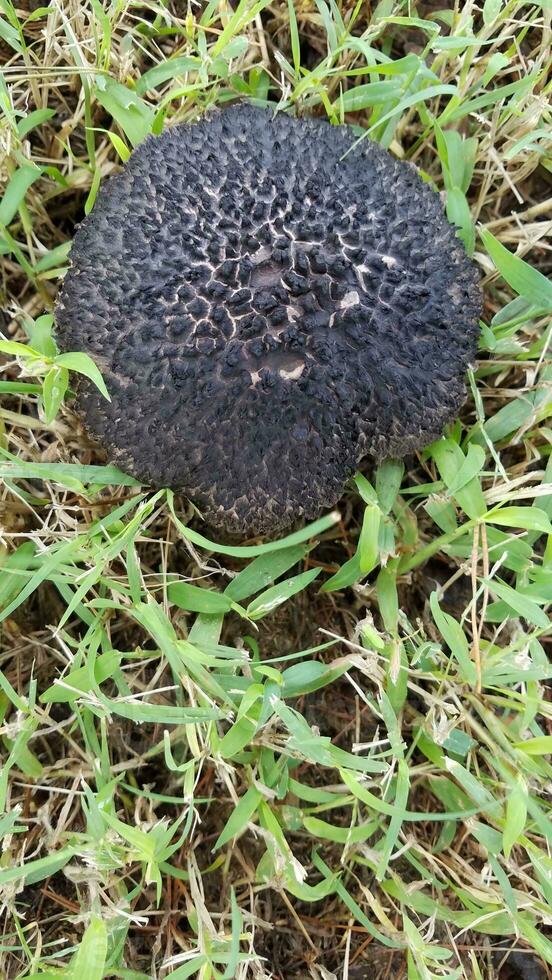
[55,104,482,536]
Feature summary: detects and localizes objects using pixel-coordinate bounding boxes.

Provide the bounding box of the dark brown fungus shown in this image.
[55,104,482,536]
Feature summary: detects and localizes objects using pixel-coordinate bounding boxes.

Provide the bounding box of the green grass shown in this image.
[1,1,551,977]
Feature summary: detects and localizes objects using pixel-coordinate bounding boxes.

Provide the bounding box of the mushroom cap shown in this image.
[56,104,482,536]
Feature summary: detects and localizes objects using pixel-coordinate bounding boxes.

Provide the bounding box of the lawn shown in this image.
[1,1,551,978]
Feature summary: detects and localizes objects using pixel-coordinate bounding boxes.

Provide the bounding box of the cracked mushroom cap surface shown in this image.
[55,104,482,536]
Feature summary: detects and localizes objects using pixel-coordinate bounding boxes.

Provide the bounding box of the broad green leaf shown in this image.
[210,0,271,56]
[383,639,408,713]
[41,652,121,704]
[107,131,131,162]
[287,779,344,805]
[338,80,402,111]
[303,815,378,843]
[432,35,492,53]
[42,366,68,423]
[376,562,399,632]
[168,959,208,980]
[214,785,262,850]
[218,685,264,757]
[17,107,55,138]
[483,0,502,24]
[312,852,401,948]
[354,472,378,504]
[480,228,552,312]
[431,438,486,519]
[321,549,362,592]
[376,459,404,513]
[0,459,139,489]
[0,339,42,359]
[484,578,549,628]
[0,846,76,886]
[429,592,477,685]
[5,738,43,779]
[71,917,107,980]
[246,567,320,620]
[485,506,552,535]
[272,700,385,773]
[0,15,22,52]
[0,542,36,611]
[503,779,527,858]
[443,69,542,124]
[435,124,477,192]
[94,77,154,146]
[91,692,224,725]
[513,736,552,756]
[445,445,486,495]
[483,385,546,442]
[168,492,340,557]
[377,758,410,880]
[281,660,348,697]
[480,52,510,87]
[33,242,72,275]
[425,496,458,533]
[24,312,56,356]
[55,351,111,400]
[0,381,41,394]
[368,83,458,133]
[444,759,496,812]
[256,847,336,901]
[136,56,201,94]
[446,186,474,254]
[0,808,26,840]
[0,165,40,225]
[442,729,476,757]
[168,582,234,615]
[224,544,308,602]
[376,14,439,35]
[218,713,259,758]
[359,503,381,573]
